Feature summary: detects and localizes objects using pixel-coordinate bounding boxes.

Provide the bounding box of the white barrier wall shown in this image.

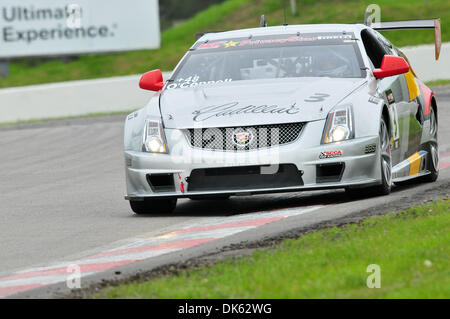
[0,72,171,123]
[401,42,450,82]
[0,43,448,123]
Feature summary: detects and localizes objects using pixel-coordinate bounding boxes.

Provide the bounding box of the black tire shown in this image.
[346,117,392,198]
[419,107,439,183]
[130,198,177,215]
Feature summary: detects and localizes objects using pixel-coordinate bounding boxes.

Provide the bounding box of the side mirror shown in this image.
[139,69,164,91]
[373,55,410,79]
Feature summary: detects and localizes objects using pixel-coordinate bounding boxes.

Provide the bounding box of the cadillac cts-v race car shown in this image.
[124,17,442,214]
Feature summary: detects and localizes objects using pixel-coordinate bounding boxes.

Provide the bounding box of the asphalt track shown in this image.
[0,86,449,298]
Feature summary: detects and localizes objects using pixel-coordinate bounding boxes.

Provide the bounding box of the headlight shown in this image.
[322,105,354,144]
[142,119,168,153]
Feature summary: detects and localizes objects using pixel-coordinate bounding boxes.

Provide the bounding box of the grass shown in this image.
[96,198,450,299]
[0,0,448,89]
[426,79,450,87]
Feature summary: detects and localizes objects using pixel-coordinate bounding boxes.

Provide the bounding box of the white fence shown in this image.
[401,42,450,82]
[0,72,171,123]
[0,43,448,123]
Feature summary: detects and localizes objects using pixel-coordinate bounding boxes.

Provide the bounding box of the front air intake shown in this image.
[316,163,345,183]
[146,174,175,192]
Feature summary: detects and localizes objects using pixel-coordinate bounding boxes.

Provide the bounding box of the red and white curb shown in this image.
[439,152,450,169]
[0,205,323,298]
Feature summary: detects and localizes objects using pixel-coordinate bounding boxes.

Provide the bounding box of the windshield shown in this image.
[168,33,366,90]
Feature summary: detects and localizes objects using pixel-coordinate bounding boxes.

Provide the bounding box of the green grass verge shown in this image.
[426,79,450,87]
[0,0,448,89]
[97,198,450,299]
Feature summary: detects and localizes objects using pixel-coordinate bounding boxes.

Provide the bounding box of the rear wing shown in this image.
[364,18,442,60]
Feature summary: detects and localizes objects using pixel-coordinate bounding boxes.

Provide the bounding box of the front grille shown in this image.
[186,123,304,151]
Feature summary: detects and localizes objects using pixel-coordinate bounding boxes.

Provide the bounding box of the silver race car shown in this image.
[124,16,442,214]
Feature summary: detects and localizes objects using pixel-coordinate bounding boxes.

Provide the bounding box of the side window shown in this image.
[374,31,395,55]
[361,29,388,68]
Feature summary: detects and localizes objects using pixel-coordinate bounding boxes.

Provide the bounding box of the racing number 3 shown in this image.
[304,93,330,102]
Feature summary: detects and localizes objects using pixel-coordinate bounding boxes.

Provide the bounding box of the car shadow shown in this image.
[130,179,430,218]
[132,189,351,218]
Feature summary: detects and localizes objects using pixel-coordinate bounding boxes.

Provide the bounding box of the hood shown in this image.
[160,77,366,129]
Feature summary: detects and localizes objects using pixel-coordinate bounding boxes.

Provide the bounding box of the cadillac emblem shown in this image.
[232,129,253,147]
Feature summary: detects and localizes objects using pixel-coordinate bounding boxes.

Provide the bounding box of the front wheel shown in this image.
[346,117,392,198]
[130,198,177,215]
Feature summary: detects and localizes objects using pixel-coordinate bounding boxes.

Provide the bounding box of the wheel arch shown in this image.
[431,96,438,124]
[417,79,435,118]
[381,104,391,136]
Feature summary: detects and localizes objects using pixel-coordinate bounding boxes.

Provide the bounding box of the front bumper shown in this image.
[124,121,381,200]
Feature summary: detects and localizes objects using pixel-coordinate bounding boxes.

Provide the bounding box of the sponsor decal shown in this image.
[386,89,395,104]
[192,102,301,122]
[319,150,343,159]
[232,129,254,147]
[223,40,238,48]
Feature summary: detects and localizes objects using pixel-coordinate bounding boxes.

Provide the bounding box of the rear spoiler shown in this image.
[197,17,442,59]
[364,18,442,60]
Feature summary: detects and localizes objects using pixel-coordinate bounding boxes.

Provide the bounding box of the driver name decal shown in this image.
[192,102,301,121]
[167,74,233,90]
